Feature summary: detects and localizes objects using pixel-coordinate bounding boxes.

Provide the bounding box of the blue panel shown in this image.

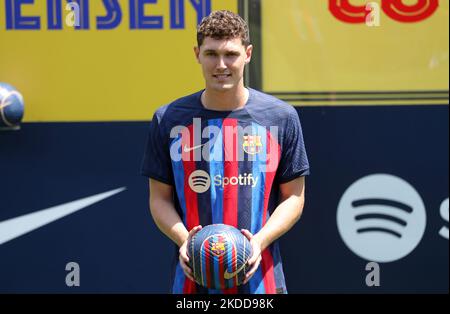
[0,105,448,293]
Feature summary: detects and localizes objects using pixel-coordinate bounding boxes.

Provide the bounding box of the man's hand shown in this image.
[179,225,202,281]
[241,229,263,285]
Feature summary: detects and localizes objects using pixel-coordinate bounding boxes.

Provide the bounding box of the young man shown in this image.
[141,10,309,294]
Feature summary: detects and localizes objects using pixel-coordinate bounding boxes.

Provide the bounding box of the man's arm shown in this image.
[242,176,305,284]
[254,176,305,251]
[149,178,201,281]
[149,178,188,247]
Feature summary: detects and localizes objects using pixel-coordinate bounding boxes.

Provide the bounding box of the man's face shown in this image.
[194,37,253,92]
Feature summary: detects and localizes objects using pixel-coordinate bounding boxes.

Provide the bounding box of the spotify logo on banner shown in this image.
[337,174,426,263]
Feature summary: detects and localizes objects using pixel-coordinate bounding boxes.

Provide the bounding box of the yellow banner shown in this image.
[0,0,237,121]
[262,0,449,105]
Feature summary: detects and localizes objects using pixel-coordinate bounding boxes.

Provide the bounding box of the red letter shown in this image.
[382,0,439,23]
[329,0,371,23]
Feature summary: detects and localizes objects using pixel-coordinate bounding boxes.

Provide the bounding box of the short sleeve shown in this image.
[276,108,310,183]
[140,110,174,185]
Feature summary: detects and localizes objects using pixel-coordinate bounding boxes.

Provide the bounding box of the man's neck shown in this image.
[201,85,249,111]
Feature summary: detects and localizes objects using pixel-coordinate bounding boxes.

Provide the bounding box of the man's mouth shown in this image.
[213,74,232,79]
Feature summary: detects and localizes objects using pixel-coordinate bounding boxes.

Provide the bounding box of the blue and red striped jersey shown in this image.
[141,88,310,294]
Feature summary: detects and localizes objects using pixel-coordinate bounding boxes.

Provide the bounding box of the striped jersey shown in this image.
[141,88,310,294]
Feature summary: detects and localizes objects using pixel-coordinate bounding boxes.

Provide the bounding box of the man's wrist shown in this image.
[172,227,189,247]
[252,233,267,251]
[179,233,189,247]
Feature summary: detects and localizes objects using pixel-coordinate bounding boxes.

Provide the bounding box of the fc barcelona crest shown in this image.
[243,135,263,155]
[210,240,226,257]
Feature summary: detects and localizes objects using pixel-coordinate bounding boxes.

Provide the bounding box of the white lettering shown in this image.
[176,298,210,311]
[213,174,259,188]
[365,262,380,287]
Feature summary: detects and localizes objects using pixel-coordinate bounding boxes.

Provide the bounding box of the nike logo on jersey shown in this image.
[183,144,206,153]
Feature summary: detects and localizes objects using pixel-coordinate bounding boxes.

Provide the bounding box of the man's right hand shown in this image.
[179,225,202,282]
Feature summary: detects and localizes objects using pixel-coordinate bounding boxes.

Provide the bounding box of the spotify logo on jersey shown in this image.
[188,171,259,194]
[188,170,211,194]
[337,174,426,263]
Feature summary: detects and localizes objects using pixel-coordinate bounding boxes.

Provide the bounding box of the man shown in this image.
[141,10,309,294]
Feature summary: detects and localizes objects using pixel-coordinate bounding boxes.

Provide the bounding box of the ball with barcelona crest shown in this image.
[187,224,253,289]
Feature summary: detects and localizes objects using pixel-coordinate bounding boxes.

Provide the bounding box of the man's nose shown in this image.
[216,57,227,70]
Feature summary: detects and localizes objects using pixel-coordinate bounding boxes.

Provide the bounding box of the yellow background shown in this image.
[262,0,449,93]
[0,0,237,122]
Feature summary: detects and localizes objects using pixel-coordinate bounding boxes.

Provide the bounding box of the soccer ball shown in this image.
[187,224,252,290]
[0,83,24,128]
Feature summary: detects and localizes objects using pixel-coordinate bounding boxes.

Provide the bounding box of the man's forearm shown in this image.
[253,195,304,251]
[150,198,189,247]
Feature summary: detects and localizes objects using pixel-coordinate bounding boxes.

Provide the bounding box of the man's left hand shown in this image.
[241,229,263,285]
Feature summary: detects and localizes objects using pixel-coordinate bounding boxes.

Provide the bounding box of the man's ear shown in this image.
[194,46,201,64]
[245,44,253,64]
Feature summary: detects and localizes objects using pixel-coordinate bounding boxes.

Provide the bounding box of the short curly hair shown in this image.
[197,10,250,47]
